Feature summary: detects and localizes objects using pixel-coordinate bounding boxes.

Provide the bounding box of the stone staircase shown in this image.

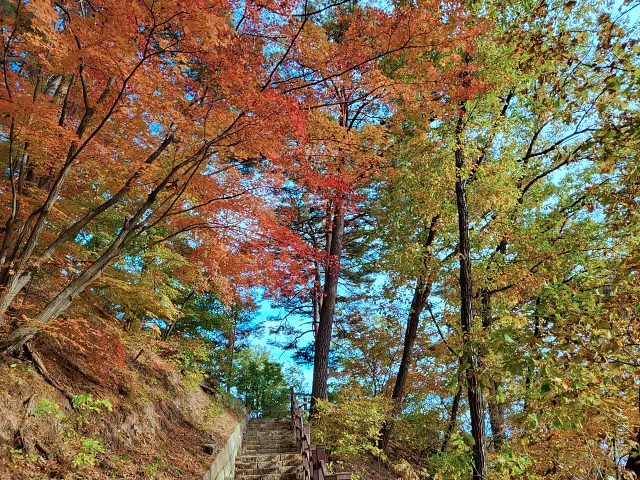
[235,418,303,480]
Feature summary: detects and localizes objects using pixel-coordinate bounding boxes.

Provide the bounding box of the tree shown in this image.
[0,0,308,353]
[232,347,304,416]
[273,0,482,411]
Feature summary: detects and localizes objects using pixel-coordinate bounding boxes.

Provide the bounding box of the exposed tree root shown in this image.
[23,343,74,403]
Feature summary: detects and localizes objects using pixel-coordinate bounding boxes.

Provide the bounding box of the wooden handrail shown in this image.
[290,388,351,480]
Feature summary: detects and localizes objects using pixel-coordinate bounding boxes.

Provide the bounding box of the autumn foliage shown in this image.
[1,0,640,479]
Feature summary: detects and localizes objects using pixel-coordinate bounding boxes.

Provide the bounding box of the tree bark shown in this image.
[380,215,439,451]
[454,117,487,480]
[0,134,175,323]
[441,381,463,453]
[311,205,345,411]
[0,323,39,355]
[480,290,507,450]
[487,379,506,449]
[226,319,236,394]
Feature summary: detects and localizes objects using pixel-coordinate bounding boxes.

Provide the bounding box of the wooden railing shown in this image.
[290,388,351,480]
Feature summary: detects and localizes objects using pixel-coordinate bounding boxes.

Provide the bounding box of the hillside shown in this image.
[0,315,243,479]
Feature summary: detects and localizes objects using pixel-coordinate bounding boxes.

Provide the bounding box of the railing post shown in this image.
[311,446,320,480]
[289,389,350,480]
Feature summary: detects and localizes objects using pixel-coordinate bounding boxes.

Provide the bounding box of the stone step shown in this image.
[244,437,295,443]
[237,461,301,470]
[246,426,293,433]
[236,420,302,480]
[236,474,303,480]
[245,429,294,435]
[247,420,291,424]
[237,459,301,469]
[244,436,295,442]
[245,428,293,432]
[244,433,294,440]
[243,443,296,449]
[243,442,296,447]
[243,443,297,451]
[237,453,301,463]
[236,462,302,474]
[243,449,297,456]
[246,428,293,433]
[243,439,294,445]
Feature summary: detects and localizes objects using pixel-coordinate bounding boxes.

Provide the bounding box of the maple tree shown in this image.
[0,0,308,352]
[0,0,639,478]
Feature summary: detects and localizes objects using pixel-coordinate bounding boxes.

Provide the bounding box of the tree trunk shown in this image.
[380,216,439,450]
[380,280,424,449]
[162,288,195,341]
[36,252,118,324]
[0,135,175,324]
[0,323,40,355]
[488,379,506,449]
[441,381,463,453]
[1,229,125,354]
[480,290,507,450]
[311,205,345,410]
[312,260,321,336]
[227,321,236,394]
[454,120,487,479]
[0,273,31,320]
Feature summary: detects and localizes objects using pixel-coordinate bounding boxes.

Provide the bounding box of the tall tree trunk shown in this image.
[380,216,439,451]
[226,319,236,394]
[311,205,344,410]
[487,380,506,449]
[442,379,463,453]
[454,118,487,479]
[380,279,424,449]
[625,385,640,476]
[480,290,507,450]
[312,260,321,336]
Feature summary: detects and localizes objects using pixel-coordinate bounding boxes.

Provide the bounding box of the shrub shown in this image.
[144,459,165,478]
[34,397,62,417]
[72,393,113,414]
[72,437,106,468]
[426,431,473,480]
[312,397,391,461]
[393,408,442,455]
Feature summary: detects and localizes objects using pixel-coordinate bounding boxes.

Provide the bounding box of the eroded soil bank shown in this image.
[0,315,242,479]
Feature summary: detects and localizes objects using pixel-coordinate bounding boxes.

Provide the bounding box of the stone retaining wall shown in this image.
[203,415,249,480]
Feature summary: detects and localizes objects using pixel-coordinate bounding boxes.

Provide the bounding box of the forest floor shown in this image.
[0,314,243,479]
[332,441,431,480]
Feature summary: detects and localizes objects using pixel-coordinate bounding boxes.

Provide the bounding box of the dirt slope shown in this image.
[0,316,243,479]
